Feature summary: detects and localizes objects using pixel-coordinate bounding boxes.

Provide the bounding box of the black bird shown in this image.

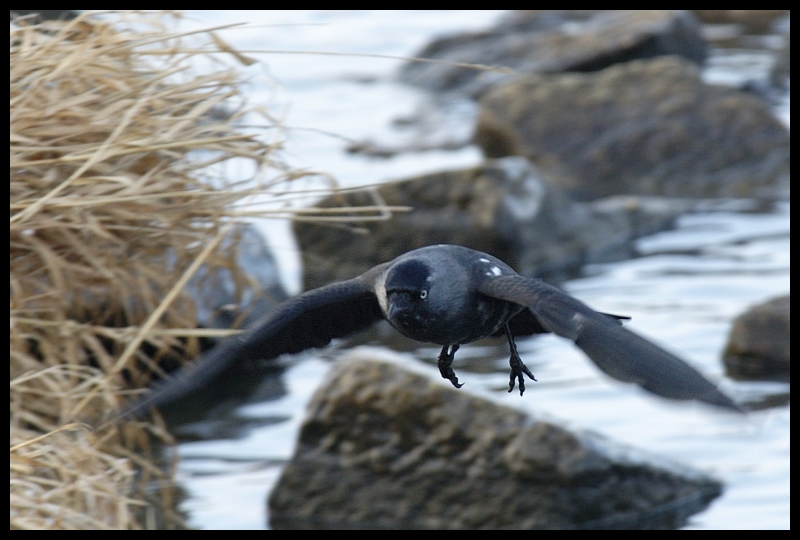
[121,244,740,419]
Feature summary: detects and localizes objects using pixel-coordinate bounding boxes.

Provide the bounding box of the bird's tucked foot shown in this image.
[505,324,536,396]
[437,344,463,388]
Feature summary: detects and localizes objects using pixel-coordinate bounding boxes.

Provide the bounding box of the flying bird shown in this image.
[121,244,740,419]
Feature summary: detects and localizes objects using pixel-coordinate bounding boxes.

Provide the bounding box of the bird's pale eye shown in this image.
[419,290,428,300]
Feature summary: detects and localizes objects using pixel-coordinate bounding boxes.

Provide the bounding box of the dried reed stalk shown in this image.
[11,11,385,529]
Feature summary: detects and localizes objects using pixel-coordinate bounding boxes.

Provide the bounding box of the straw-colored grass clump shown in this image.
[10,11,296,528]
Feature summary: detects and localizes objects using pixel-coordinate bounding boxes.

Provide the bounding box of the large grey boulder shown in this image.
[269,354,723,529]
[294,158,685,290]
[475,56,790,201]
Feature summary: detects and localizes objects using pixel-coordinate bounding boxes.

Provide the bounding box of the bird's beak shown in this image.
[388,302,401,320]
[387,295,411,320]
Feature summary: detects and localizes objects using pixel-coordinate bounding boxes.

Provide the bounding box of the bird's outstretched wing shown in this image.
[120,277,385,420]
[479,275,741,411]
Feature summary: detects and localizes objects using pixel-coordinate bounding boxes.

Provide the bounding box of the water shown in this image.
[164,11,789,529]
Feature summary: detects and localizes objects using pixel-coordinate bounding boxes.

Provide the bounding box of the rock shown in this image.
[692,10,788,33]
[188,223,288,331]
[475,56,790,201]
[155,224,290,425]
[399,10,707,97]
[723,295,790,381]
[269,354,723,529]
[10,10,80,21]
[770,35,790,90]
[294,158,685,290]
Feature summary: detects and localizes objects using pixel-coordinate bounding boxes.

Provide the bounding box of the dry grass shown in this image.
[11,424,140,529]
[10,11,390,529]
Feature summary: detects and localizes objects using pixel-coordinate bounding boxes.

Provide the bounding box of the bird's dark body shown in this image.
[119,244,741,420]
[380,246,523,345]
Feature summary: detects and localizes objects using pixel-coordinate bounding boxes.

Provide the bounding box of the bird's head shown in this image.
[381,258,435,331]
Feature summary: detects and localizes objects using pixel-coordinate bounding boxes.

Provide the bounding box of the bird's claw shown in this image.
[442,368,464,389]
[438,344,464,389]
[508,355,536,396]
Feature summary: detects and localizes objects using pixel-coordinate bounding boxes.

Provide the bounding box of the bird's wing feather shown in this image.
[499,305,628,337]
[121,276,384,419]
[479,275,740,411]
